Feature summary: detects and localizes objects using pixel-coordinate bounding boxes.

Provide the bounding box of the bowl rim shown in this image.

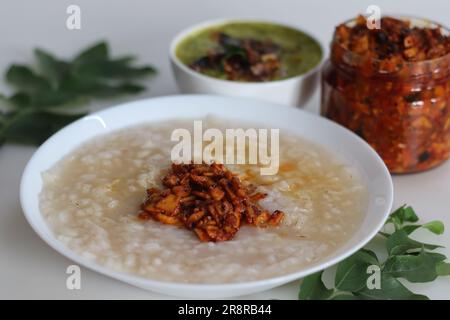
[169,18,327,86]
[20,94,393,295]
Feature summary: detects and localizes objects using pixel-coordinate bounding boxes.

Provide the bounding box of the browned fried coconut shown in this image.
[138,163,284,242]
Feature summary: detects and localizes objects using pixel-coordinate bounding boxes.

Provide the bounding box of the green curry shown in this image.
[176,21,322,81]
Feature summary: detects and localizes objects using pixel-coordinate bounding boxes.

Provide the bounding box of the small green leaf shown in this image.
[402,206,419,223]
[31,91,74,109]
[6,65,51,93]
[422,221,445,234]
[3,110,86,145]
[402,220,445,235]
[72,59,156,79]
[436,262,450,276]
[355,273,429,300]
[298,271,334,300]
[386,229,442,255]
[5,91,83,110]
[73,41,109,65]
[401,225,421,234]
[387,206,419,230]
[8,92,31,108]
[335,249,379,291]
[34,48,69,85]
[421,252,447,262]
[383,251,445,282]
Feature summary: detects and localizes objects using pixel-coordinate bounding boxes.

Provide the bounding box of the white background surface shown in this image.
[0,0,449,299]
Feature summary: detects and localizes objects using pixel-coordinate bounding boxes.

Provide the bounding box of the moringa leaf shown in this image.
[355,273,429,300]
[402,220,445,235]
[386,229,442,255]
[297,206,449,301]
[386,206,419,230]
[335,249,379,291]
[401,206,419,223]
[421,221,445,234]
[383,251,445,282]
[436,262,450,276]
[298,271,334,300]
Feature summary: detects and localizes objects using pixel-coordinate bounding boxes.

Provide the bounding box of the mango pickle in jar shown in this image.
[321,16,450,173]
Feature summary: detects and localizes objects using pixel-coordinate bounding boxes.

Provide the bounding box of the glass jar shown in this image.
[321,19,450,174]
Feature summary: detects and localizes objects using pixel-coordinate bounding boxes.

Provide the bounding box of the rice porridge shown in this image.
[39,118,367,283]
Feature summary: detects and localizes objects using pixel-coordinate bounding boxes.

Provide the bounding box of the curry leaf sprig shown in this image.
[299,206,450,300]
[0,41,156,146]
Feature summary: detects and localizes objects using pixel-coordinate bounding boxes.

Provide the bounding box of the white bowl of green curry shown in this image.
[170,19,324,107]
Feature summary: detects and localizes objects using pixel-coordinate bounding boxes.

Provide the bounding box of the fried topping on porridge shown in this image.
[138,162,284,242]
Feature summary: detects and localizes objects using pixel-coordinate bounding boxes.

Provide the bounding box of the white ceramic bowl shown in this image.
[20,95,393,298]
[170,19,325,107]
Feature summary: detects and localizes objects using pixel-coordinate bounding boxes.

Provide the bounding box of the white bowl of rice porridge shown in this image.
[20,95,393,298]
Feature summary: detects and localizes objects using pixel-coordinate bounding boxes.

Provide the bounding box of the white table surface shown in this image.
[0,0,449,299]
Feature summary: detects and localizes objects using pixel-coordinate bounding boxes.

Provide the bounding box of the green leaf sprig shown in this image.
[0,41,156,146]
[298,205,450,300]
